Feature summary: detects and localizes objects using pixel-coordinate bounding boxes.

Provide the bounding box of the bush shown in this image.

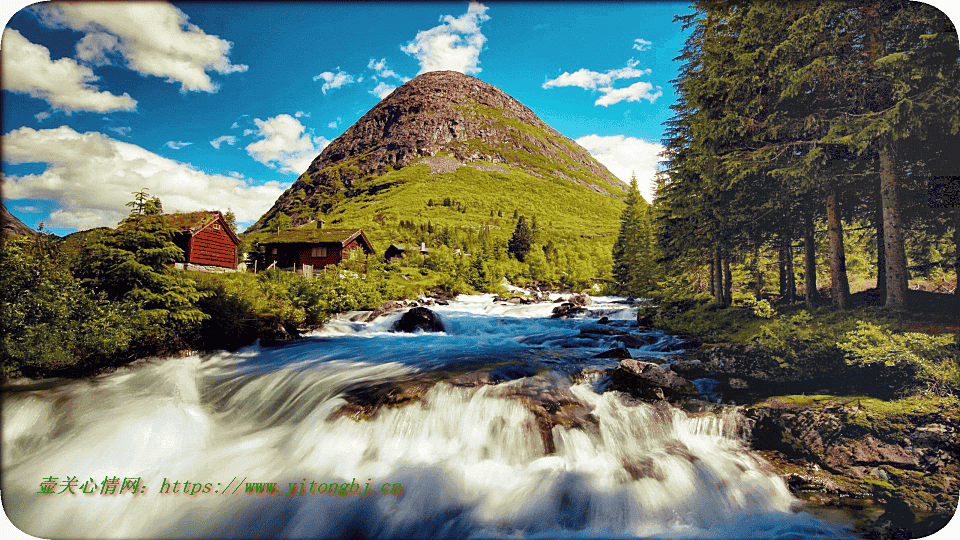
[838,321,959,396]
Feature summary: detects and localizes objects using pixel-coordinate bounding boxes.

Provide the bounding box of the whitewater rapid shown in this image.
[1,294,852,538]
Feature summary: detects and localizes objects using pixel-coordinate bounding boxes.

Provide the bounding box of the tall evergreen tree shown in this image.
[508,215,534,262]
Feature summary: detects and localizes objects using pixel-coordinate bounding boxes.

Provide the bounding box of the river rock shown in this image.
[608,358,697,402]
[391,307,445,333]
[593,347,632,359]
[551,302,585,318]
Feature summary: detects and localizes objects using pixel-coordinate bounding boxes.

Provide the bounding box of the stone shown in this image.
[391,307,445,333]
[593,347,632,359]
[607,358,697,402]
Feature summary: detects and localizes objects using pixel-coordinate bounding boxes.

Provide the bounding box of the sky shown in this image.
[1,1,958,237]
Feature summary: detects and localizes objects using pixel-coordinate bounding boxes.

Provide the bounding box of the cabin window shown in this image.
[213,224,221,230]
[311,247,327,258]
[270,248,277,255]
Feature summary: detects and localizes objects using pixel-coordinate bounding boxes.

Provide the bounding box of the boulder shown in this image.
[593,347,633,359]
[551,302,585,319]
[391,307,445,333]
[608,358,697,401]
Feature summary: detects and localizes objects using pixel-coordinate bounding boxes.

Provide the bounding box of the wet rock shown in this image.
[597,317,610,325]
[569,293,592,306]
[670,359,707,379]
[551,302,585,319]
[615,334,657,348]
[391,307,445,333]
[608,359,697,402]
[365,300,404,322]
[579,325,627,337]
[593,347,632,359]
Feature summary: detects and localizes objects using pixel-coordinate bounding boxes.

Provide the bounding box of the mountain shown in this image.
[1,200,38,239]
[248,71,629,250]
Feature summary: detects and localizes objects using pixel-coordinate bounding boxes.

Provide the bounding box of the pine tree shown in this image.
[508,215,534,262]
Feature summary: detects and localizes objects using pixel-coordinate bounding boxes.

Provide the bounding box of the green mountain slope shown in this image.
[247,71,632,264]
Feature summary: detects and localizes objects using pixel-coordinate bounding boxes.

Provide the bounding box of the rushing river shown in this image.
[2,294,853,539]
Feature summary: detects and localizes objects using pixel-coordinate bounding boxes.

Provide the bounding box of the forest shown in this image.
[613,0,958,311]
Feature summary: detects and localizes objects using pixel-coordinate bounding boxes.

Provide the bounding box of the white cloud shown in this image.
[164,141,192,149]
[1,28,137,114]
[245,114,330,173]
[543,59,661,107]
[401,2,490,75]
[327,118,340,129]
[543,60,650,90]
[633,38,652,51]
[594,81,663,106]
[14,206,41,213]
[295,111,310,118]
[575,134,664,203]
[210,135,237,149]
[108,126,132,137]
[313,68,356,94]
[367,58,409,82]
[371,82,397,100]
[34,2,247,93]
[2,126,286,230]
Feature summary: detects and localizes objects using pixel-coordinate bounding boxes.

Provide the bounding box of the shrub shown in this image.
[838,321,959,396]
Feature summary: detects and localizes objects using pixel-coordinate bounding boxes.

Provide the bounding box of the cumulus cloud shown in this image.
[210,135,237,149]
[575,134,664,202]
[371,82,397,100]
[245,114,330,173]
[2,126,286,230]
[295,111,310,118]
[313,68,357,94]
[401,2,490,75]
[633,38,652,51]
[543,59,661,106]
[1,28,137,114]
[367,58,409,82]
[594,81,663,107]
[328,118,341,129]
[34,2,247,93]
[164,141,192,149]
[108,126,132,137]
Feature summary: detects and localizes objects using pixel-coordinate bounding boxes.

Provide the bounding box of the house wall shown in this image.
[187,220,237,268]
[296,244,343,268]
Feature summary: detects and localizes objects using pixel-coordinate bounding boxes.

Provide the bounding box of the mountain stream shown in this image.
[2,294,854,538]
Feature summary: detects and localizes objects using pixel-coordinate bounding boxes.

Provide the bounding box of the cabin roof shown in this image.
[260,228,374,253]
[123,211,241,245]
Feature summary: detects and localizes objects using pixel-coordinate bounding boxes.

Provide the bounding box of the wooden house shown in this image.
[260,226,374,272]
[137,211,241,269]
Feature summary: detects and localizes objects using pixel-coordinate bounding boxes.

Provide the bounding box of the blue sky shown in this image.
[3,1,957,236]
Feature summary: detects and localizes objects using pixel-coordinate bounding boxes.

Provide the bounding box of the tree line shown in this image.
[615,1,958,309]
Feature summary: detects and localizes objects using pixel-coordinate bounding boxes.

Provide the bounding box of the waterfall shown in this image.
[2,295,851,539]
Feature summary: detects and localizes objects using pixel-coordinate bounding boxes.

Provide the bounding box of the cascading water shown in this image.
[2,294,853,539]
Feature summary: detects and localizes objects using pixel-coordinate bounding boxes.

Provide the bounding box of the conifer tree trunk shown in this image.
[723,256,732,305]
[708,258,715,297]
[786,234,796,300]
[803,213,818,307]
[778,236,787,298]
[751,244,763,298]
[827,189,850,309]
[713,243,724,303]
[875,191,887,300]
[880,136,908,308]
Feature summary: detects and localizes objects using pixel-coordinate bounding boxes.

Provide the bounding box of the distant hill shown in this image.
[247,71,631,251]
[1,200,38,239]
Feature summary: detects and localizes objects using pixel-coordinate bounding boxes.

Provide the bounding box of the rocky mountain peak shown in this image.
[251,70,624,232]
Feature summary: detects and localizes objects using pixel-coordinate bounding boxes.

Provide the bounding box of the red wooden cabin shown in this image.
[157,211,240,269]
[261,226,374,271]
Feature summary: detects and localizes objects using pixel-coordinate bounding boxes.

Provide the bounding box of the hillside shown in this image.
[247,71,631,252]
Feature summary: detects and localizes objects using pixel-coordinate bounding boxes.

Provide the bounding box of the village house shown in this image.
[259,223,374,275]
[133,211,241,270]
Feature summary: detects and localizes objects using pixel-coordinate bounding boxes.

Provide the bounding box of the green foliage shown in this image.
[838,321,959,395]
[508,215,534,262]
[80,217,209,327]
[1,235,148,379]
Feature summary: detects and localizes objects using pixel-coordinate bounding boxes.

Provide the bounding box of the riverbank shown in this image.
[635,289,960,538]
